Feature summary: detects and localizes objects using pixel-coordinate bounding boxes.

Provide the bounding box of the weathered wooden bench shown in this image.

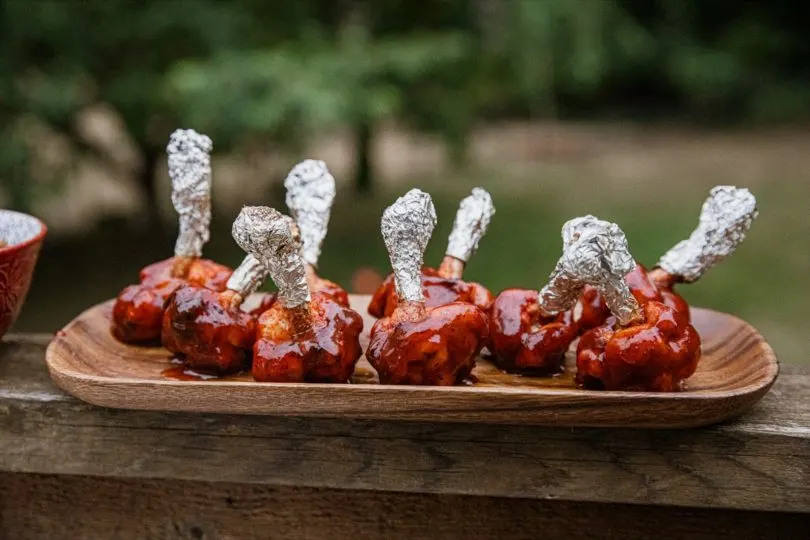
[1,335,808,539]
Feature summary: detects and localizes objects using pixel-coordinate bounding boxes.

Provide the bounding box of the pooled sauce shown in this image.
[473,364,577,388]
[350,366,379,384]
[161,365,224,381]
[347,356,582,388]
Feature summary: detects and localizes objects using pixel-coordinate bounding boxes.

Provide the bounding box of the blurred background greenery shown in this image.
[2,0,808,362]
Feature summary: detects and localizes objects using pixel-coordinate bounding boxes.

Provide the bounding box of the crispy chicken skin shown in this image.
[576,300,701,392]
[252,292,363,383]
[366,301,488,386]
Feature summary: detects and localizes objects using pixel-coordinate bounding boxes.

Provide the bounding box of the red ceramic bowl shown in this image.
[0,210,47,338]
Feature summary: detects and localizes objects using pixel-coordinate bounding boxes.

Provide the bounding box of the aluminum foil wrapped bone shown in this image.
[656,185,758,283]
[282,215,303,250]
[539,215,640,325]
[167,129,214,258]
[284,159,336,267]
[226,214,301,301]
[230,206,310,308]
[381,189,437,303]
[225,255,267,300]
[445,187,495,263]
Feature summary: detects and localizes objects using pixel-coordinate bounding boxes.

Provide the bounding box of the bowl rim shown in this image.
[0,209,48,255]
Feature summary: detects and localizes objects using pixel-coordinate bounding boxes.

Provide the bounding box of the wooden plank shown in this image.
[2,473,808,540]
[1,336,809,513]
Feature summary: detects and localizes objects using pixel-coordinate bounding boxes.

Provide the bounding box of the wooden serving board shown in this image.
[45,294,778,428]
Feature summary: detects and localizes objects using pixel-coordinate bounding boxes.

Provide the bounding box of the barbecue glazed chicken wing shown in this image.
[112,129,232,344]
[162,286,256,374]
[574,187,758,392]
[368,188,495,318]
[238,207,362,383]
[488,289,577,374]
[162,207,279,375]
[488,215,637,374]
[366,189,489,385]
[368,301,488,386]
[555,217,702,391]
[576,300,700,391]
[574,185,758,331]
[253,292,362,382]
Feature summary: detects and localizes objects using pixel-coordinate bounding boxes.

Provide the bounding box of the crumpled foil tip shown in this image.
[168,128,214,258]
[284,159,337,266]
[657,185,758,282]
[231,206,310,307]
[539,215,640,325]
[445,187,495,263]
[381,188,437,303]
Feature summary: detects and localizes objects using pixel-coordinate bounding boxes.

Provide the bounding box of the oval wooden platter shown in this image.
[45,294,778,428]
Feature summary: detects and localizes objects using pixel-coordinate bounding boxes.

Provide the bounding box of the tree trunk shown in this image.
[354,121,373,195]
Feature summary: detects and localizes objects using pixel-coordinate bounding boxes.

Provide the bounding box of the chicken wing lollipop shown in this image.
[161,208,277,375]
[366,189,488,385]
[368,188,495,317]
[239,209,363,383]
[570,217,705,392]
[488,216,634,374]
[284,160,350,307]
[575,186,758,330]
[112,129,232,343]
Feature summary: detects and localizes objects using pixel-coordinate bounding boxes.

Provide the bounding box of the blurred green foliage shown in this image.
[2,0,809,209]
